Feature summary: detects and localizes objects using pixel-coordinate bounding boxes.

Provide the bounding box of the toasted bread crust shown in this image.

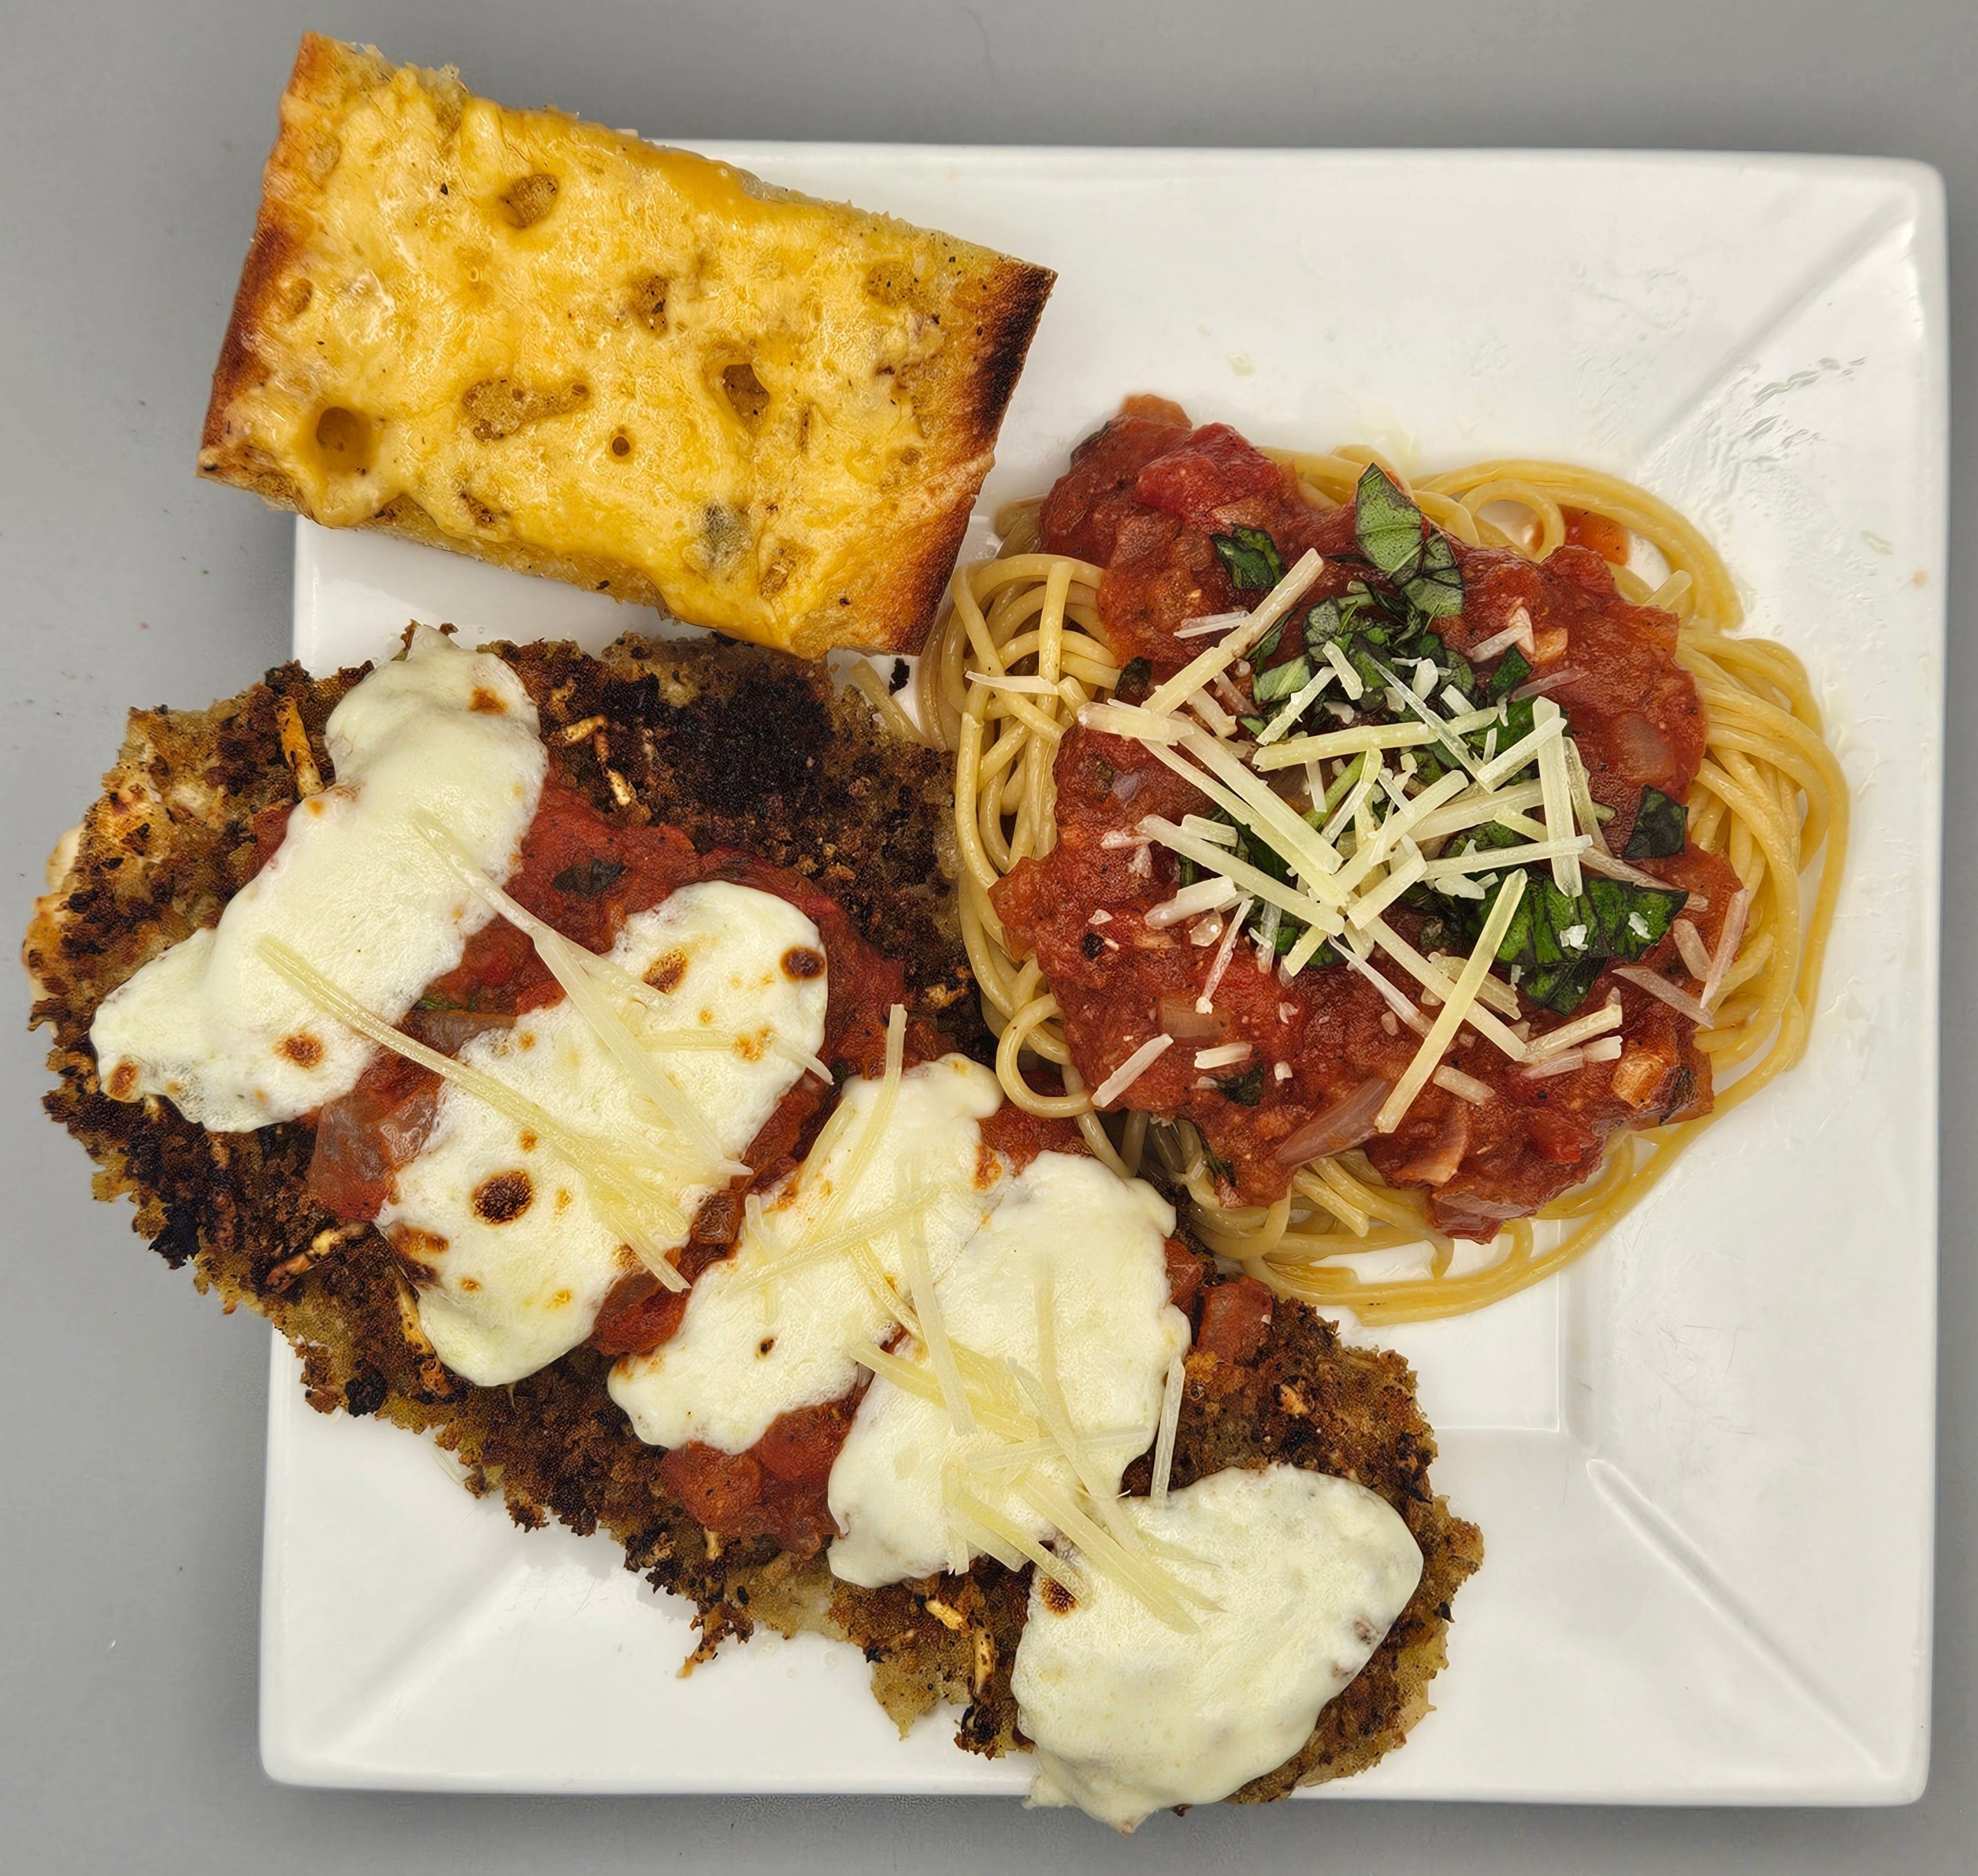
[199,36,1053,659]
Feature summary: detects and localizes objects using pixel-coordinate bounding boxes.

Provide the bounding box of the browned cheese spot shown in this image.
[389,1224,449,1279]
[105,1062,139,1100]
[469,687,507,715]
[278,1033,326,1069]
[472,1169,535,1224]
[519,1130,538,1152]
[459,1277,481,1293]
[758,1337,776,1357]
[498,171,560,229]
[974,1143,1001,1192]
[1040,1578,1078,1616]
[781,946,826,981]
[609,431,633,459]
[646,951,689,994]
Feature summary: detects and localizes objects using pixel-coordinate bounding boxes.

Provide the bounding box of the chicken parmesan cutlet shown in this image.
[28,627,1477,1826]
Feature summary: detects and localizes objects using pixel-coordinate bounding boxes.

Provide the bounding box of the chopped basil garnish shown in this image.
[552,857,627,897]
[1485,871,1688,1014]
[1623,787,1688,859]
[1409,531,1465,618]
[1487,644,1532,697]
[1211,526,1285,591]
[1251,653,1312,704]
[1352,463,1467,624]
[1355,464,1429,582]
[1215,1062,1265,1106]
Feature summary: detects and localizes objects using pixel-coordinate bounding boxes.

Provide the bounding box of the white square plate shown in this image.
[261,146,1946,1800]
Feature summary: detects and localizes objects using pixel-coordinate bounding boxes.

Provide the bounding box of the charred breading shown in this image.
[837,1270,1481,1792]
[28,640,1474,1796]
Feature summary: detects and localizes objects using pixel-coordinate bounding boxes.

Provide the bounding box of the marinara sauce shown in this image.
[293,778,909,1554]
[996,404,1743,1235]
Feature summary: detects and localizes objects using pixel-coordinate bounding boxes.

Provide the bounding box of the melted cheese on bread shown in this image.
[1011,1465,1423,1831]
[384,882,827,1386]
[608,1056,1004,1452]
[828,1152,1183,1589]
[91,627,543,1129]
[199,35,1053,658]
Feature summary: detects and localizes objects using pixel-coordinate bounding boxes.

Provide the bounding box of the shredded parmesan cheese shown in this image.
[1150,1352,1186,1508]
[1092,1033,1175,1107]
[1376,870,1527,1133]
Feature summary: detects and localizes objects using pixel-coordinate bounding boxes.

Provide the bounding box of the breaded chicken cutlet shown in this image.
[27,636,1477,1802]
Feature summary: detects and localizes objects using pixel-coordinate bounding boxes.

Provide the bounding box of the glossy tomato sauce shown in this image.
[289,779,911,1555]
[998,405,1743,1234]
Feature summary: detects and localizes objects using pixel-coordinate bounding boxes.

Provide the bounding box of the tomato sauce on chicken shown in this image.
[290,778,911,1554]
[998,404,1742,1235]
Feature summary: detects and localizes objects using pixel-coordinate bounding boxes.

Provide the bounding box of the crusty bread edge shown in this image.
[197,33,1055,661]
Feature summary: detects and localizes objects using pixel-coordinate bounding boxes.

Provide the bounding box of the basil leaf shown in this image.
[1252,618,1283,661]
[1488,870,1689,1014]
[1212,526,1284,591]
[1303,598,1344,653]
[1215,1062,1265,1107]
[1252,654,1312,704]
[414,991,466,1012]
[1403,530,1465,619]
[1623,787,1688,859]
[1237,713,1272,738]
[553,857,627,897]
[1354,463,1427,581]
[1487,644,1532,697]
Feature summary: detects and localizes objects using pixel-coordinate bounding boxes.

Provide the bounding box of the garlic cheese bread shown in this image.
[199,35,1053,658]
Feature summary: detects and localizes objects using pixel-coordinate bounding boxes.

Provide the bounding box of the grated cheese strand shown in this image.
[1143,550,1324,718]
[1195,895,1255,1015]
[895,1170,974,1437]
[1150,1350,1186,1508]
[1614,965,1716,1026]
[1474,707,1569,789]
[1255,664,1339,747]
[1251,720,1437,772]
[1376,870,1527,1134]
[1698,888,1752,1011]
[1140,816,1343,938]
[1359,916,1524,1060]
[1076,700,1189,744]
[258,937,692,1284]
[1091,1033,1175,1107]
[1177,731,1348,894]
[1523,996,1623,1062]
[1433,1064,1494,1104]
[412,815,745,1177]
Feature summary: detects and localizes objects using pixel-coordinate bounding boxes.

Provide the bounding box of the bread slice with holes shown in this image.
[198,35,1053,659]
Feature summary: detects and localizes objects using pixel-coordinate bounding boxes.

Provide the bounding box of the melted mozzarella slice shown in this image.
[608,1055,1004,1454]
[91,627,546,1129]
[382,881,828,1387]
[1010,1465,1423,1832]
[827,1152,1183,1589]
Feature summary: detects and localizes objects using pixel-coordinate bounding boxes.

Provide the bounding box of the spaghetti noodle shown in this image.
[925,436,1847,1325]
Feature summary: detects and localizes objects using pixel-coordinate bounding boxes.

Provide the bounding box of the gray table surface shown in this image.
[2,3,1969,1870]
